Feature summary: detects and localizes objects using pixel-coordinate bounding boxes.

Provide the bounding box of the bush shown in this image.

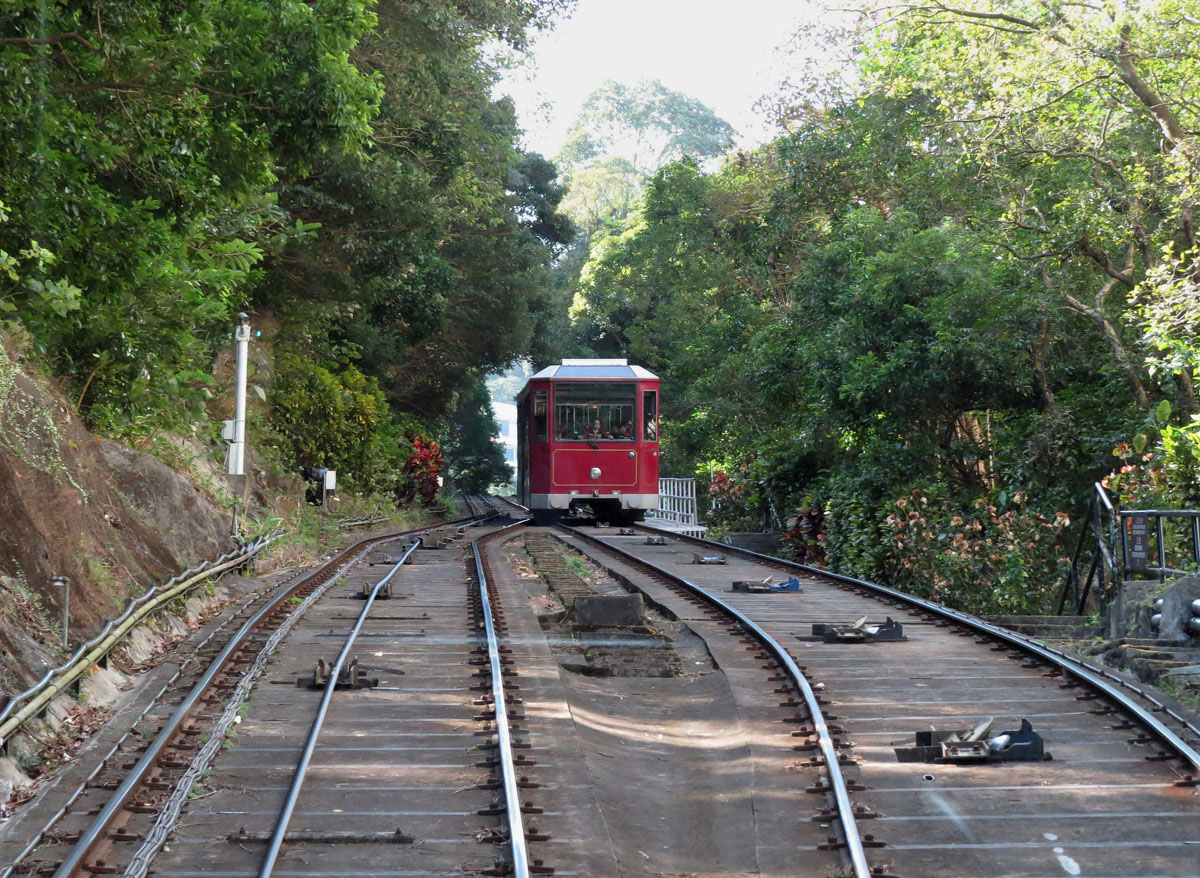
[883,490,1071,615]
[266,356,403,490]
[395,433,444,507]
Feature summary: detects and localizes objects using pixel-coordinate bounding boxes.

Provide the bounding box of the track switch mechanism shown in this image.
[812,616,906,643]
[732,576,803,593]
[894,717,1050,764]
[297,657,380,690]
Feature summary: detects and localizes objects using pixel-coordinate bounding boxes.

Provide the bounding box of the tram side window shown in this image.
[554,382,635,440]
[532,390,548,442]
[643,389,658,442]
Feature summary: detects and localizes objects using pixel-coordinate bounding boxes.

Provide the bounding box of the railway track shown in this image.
[3,503,539,878]
[8,493,1198,877]
[556,521,1200,878]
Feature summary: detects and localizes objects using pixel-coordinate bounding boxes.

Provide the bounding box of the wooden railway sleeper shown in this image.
[474,753,535,768]
[477,737,533,750]
[795,737,849,751]
[795,724,848,736]
[474,774,540,792]
[807,776,867,793]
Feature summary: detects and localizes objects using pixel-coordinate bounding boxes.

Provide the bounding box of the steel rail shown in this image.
[472,520,533,878]
[495,495,530,513]
[49,521,451,878]
[256,538,422,877]
[646,526,1200,775]
[0,583,270,878]
[562,525,872,878]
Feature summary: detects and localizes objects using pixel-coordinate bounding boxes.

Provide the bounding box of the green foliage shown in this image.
[0,0,382,422]
[883,490,1072,615]
[0,200,81,318]
[0,0,576,514]
[265,356,403,490]
[570,39,1165,609]
[444,373,512,493]
[258,2,574,419]
[558,79,735,175]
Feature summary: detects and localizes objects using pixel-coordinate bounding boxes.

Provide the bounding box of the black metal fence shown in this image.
[1059,482,1200,614]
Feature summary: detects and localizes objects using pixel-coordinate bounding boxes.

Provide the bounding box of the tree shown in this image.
[852,0,1200,412]
[444,373,512,493]
[253,1,574,421]
[558,79,735,175]
[557,157,645,247]
[0,0,381,424]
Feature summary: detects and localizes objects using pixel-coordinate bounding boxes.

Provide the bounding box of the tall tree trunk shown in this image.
[1060,290,1150,408]
[1032,319,1060,416]
[1174,367,1198,416]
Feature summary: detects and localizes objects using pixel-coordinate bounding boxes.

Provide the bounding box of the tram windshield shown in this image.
[554,382,636,441]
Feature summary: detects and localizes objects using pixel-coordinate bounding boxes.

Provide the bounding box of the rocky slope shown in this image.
[0,337,233,689]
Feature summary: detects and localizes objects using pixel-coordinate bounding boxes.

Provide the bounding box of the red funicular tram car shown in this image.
[517,359,659,525]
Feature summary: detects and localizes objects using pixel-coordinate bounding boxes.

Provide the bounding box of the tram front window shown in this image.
[554,382,636,441]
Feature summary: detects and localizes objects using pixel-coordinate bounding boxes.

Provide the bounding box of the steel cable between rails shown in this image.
[119,546,376,878]
[255,539,422,878]
[0,583,274,878]
[51,521,469,878]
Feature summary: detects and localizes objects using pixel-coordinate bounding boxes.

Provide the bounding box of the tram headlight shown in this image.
[590,467,602,480]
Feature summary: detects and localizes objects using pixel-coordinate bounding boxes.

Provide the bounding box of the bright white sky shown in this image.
[496,0,819,159]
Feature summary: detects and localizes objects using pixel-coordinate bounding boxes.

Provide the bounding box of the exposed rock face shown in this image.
[0,349,177,636]
[98,441,232,567]
[0,341,230,687]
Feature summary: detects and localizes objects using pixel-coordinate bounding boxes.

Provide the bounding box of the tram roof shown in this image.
[529,359,658,380]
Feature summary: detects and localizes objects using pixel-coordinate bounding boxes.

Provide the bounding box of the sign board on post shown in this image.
[324,470,337,492]
[1127,513,1150,576]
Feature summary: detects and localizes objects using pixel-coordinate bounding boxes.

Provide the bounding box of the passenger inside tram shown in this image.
[553,381,636,442]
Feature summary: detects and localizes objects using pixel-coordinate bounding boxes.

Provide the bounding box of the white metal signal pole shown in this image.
[229,312,251,536]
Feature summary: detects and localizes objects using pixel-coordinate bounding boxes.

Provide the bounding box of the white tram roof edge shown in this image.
[529,359,658,380]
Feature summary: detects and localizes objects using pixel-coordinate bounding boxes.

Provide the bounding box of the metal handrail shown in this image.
[0,531,280,748]
[473,520,532,878]
[662,527,1200,775]
[1058,483,1122,614]
[257,539,422,877]
[563,525,871,878]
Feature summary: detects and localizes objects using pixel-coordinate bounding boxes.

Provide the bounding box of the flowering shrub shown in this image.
[706,468,762,531]
[1105,416,1200,508]
[883,490,1071,615]
[396,433,444,507]
[1103,412,1200,572]
[781,501,826,565]
[709,469,742,506]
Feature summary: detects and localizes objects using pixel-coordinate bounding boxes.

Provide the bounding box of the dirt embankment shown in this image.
[0,338,233,690]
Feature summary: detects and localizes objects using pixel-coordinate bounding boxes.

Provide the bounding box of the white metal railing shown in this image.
[647,478,705,536]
